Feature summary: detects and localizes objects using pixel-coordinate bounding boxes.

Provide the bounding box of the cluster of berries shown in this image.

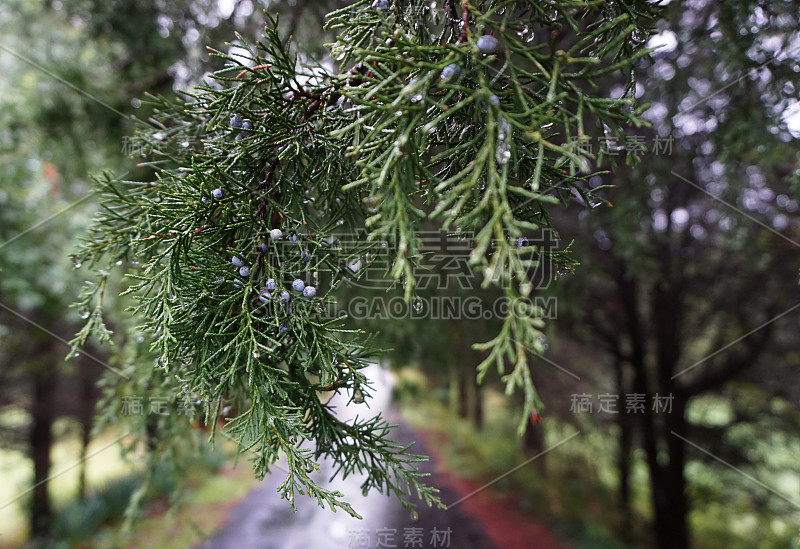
[230,223,318,314]
[439,34,500,85]
[253,276,317,300]
[230,114,255,142]
[231,255,317,298]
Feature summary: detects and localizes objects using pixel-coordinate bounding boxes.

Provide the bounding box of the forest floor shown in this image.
[190,406,568,549]
[192,364,569,549]
[32,365,571,549]
[413,423,568,549]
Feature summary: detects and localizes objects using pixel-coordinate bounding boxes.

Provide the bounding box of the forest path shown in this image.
[196,364,565,549]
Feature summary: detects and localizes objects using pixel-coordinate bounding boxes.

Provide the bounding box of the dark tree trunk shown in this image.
[472,375,483,429]
[77,368,95,500]
[651,399,690,549]
[145,415,159,452]
[615,364,634,539]
[458,373,469,419]
[30,368,56,538]
[649,447,690,549]
[523,423,547,477]
[619,269,690,549]
[651,262,690,549]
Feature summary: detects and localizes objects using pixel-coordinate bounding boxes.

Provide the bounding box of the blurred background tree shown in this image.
[363,0,800,547]
[547,0,800,547]
[0,0,308,542]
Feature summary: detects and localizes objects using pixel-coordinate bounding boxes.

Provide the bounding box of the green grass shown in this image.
[67,461,255,549]
[0,416,256,549]
[0,419,134,546]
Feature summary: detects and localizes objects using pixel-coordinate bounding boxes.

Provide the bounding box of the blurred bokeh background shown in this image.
[1,0,799,548]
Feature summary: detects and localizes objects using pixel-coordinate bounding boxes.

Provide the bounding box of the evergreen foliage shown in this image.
[70,1,663,516]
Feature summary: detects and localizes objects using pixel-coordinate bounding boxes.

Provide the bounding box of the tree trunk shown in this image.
[649,455,690,549]
[650,259,690,549]
[145,415,159,452]
[448,365,459,415]
[618,270,685,548]
[616,364,634,540]
[30,368,56,538]
[77,368,95,500]
[650,399,690,549]
[523,423,547,477]
[457,373,469,419]
[472,375,484,429]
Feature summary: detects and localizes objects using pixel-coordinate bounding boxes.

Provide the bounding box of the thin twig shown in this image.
[458,0,470,43]
[254,158,282,272]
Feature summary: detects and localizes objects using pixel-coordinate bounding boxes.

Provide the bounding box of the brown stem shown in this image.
[254,158,282,273]
[256,158,281,226]
[458,0,470,43]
